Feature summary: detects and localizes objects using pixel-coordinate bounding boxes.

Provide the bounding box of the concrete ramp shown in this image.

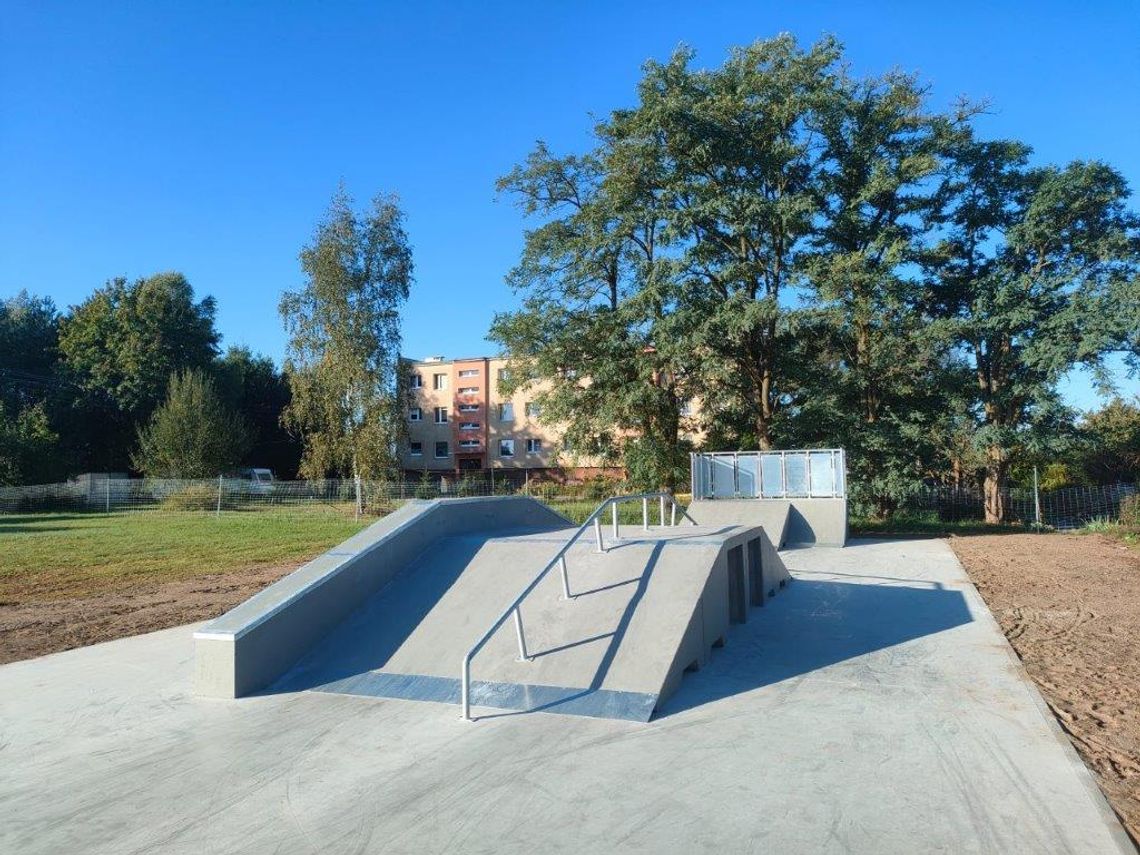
[193,496,572,698]
[277,524,790,720]
[195,496,792,721]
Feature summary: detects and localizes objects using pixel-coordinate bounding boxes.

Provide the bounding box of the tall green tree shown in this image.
[132,370,250,478]
[214,346,302,478]
[280,188,413,480]
[1079,397,1140,484]
[58,272,219,470]
[792,69,975,515]
[631,36,843,450]
[491,140,698,490]
[929,141,1140,521]
[0,402,59,486]
[0,292,66,483]
[0,291,60,414]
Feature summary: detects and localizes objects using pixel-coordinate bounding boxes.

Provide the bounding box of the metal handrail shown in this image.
[460,491,697,720]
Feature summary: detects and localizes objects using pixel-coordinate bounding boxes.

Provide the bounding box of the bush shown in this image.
[161,483,218,511]
[1120,494,1140,529]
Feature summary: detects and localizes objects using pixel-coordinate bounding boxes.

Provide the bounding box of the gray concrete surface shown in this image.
[689,497,848,546]
[194,496,572,697]
[275,524,789,720]
[1,539,1131,854]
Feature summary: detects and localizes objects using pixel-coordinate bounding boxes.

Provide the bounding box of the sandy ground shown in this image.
[951,533,1140,845]
[0,562,297,664]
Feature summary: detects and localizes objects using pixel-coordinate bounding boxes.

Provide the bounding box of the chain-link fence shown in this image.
[0,472,641,523]
[850,482,1139,530]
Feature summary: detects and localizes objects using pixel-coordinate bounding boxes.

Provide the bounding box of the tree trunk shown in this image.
[983,445,1008,524]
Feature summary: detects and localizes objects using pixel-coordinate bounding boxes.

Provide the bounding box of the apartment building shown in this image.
[401,355,571,474]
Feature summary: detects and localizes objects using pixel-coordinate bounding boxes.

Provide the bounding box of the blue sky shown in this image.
[2,1,1138,411]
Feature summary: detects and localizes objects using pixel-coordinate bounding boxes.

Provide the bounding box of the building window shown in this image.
[409,407,422,422]
[680,399,693,417]
[458,386,479,395]
[435,441,449,458]
[459,439,480,449]
[525,401,541,418]
[458,403,479,413]
[434,406,448,424]
[458,368,479,378]
[497,368,510,381]
[460,422,480,431]
[499,402,514,422]
[433,373,448,390]
[410,442,422,457]
[499,439,515,457]
[410,373,422,389]
[526,439,542,454]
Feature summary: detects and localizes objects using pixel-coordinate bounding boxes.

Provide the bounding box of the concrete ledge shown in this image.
[193,496,573,698]
[688,498,847,546]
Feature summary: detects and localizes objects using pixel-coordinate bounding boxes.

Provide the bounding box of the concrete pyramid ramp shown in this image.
[276,525,790,721]
[195,497,791,721]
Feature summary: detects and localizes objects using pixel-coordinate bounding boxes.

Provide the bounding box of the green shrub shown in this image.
[1120,494,1140,528]
[161,483,218,511]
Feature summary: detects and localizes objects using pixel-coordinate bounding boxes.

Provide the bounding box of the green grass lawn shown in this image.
[0,510,369,600]
[548,497,689,526]
[850,511,1026,537]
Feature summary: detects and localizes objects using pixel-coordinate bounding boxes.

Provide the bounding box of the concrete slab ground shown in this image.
[0,539,1131,854]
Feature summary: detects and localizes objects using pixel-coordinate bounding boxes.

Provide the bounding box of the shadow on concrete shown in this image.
[655,576,974,718]
[265,534,489,693]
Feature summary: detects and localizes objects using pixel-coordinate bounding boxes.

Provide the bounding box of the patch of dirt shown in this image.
[0,562,300,665]
[950,533,1140,844]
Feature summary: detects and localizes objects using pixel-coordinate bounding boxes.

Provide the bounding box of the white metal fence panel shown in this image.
[692,450,847,500]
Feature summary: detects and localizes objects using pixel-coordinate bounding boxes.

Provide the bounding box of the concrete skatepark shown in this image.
[1,484,1134,852]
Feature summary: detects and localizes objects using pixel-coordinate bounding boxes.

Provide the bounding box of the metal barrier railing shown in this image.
[460,492,697,721]
[691,449,847,500]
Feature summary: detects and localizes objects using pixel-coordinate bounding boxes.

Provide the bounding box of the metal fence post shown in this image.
[642,497,649,531]
[594,516,604,553]
[105,477,110,515]
[1033,466,1042,530]
[354,475,362,521]
[216,475,223,518]
[612,502,619,540]
[659,494,666,526]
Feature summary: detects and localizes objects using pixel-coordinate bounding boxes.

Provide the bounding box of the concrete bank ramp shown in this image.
[195,497,791,721]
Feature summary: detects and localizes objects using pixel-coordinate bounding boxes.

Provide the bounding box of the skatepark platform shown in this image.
[195,496,790,720]
[1,538,1131,853]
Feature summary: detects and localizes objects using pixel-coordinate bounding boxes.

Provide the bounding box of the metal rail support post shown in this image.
[513,606,529,660]
[642,497,649,531]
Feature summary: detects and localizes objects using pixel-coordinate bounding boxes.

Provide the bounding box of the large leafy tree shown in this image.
[929,140,1140,521]
[214,346,302,478]
[0,402,59,486]
[791,69,975,515]
[491,140,699,490]
[0,292,64,483]
[1079,397,1140,484]
[57,272,219,470]
[132,369,250,478]
[0,291,60,414]
[633,36,843,450]
[280,188,413,480]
